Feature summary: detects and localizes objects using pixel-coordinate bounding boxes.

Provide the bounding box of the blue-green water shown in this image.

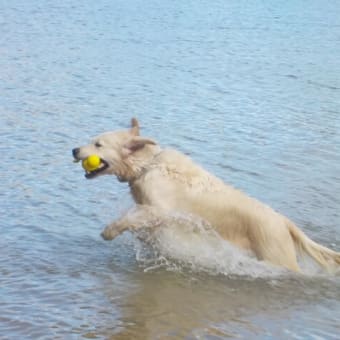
[1,0,339,338]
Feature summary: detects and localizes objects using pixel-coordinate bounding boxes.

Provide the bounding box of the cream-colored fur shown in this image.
[73,118,340,273]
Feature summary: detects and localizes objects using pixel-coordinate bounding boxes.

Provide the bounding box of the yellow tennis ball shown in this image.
[82,155,101,171]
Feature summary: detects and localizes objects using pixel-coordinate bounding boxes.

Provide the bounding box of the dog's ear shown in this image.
[130,118,140,136]
[123,136,156,155]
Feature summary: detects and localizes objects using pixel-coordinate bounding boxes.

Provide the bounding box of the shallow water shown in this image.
[1,0,340,339]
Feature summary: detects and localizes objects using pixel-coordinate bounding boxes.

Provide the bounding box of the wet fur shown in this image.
[73,118,340,273]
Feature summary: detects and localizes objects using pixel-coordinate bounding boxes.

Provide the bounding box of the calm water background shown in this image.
[1,0,340,339]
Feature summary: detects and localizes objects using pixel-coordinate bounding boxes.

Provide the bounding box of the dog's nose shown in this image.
[72,148,80,158]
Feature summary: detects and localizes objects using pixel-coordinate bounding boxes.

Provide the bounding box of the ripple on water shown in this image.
[1,0,340,338]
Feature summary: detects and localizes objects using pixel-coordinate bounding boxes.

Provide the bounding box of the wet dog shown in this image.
[73,118,340,272]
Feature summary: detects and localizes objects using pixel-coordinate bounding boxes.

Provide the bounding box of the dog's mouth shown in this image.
[85,158,109,179]
[74,157,110,179]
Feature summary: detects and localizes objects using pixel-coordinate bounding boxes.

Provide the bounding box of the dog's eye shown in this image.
[95,142,103,148]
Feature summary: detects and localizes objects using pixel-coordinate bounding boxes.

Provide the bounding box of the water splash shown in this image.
[131,212,286,278]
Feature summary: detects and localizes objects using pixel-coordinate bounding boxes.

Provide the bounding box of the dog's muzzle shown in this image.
[72,148,109,179]
[72,148,80,159]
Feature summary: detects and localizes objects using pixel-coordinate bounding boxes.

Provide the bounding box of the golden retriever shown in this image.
[72,118,340,273]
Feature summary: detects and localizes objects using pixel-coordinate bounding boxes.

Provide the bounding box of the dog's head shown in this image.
[72,118,159,181]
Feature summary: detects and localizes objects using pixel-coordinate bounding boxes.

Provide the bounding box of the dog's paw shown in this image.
[101,224,121,240]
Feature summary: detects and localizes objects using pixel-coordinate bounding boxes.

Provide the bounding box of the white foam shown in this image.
[132,212,286,278]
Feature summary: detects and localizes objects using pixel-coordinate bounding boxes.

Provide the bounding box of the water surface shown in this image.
[1,0,340,338]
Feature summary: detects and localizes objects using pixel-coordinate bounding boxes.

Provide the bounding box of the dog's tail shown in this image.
[288,221,340,273]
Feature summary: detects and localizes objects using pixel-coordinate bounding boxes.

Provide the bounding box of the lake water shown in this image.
[1,0,340,338]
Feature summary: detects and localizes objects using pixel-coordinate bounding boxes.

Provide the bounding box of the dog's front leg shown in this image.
[101,219,129,240]
[101,205,163,240]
